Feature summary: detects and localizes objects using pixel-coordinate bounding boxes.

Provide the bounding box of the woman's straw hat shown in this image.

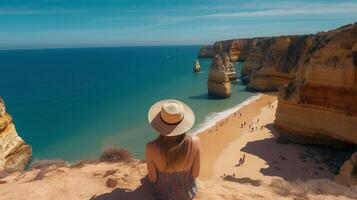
[148,99,195,136]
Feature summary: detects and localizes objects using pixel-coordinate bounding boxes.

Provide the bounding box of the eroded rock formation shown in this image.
[198,38,262,62]
[274,23,357,147]
[193,59,201,73]
[198,45,215,58]
[335,151,357,186]
[0,97,32,171]
[207,55,231,97]
[228,38,264,62]
[243,35,316,91]
[221,53,237,81]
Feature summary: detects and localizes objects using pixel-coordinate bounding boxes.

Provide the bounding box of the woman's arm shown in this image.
[191,136,201,178]
[146,143,158,183]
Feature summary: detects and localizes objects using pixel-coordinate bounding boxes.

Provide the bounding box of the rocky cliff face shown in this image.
[228,38,264,62]
[207,55,231,97]
[198,45,215,58]
[274,23,357,147]
[221,53,237,81]
[198,38,262,62]
[242,35,317,91]
[0,97,32,171]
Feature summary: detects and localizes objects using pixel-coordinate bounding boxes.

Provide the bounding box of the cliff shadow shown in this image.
[188,93,226,100]
[240,123,335,181]
[90,177,155,200]
[223,175,262,186]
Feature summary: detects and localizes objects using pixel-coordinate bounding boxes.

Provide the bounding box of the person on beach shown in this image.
[146,99,201,200]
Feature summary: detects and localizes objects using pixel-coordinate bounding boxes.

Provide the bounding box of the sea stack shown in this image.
[207,55,231,97]
[0,97,32,171]
[193,59,201,73]
[221,53,237,81]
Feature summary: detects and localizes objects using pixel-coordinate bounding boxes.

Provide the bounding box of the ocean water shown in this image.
[0,46,256,161]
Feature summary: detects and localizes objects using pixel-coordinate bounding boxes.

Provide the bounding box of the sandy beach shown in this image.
[197,94,334,183]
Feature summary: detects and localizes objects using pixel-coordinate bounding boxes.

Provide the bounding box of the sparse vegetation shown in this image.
[31,159,68,170]
[99,146,133,163]
[269,178,357,199]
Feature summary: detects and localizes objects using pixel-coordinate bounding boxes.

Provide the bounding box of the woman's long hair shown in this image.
[154,133,192,170]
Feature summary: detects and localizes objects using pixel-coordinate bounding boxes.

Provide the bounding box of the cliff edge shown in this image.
[0,97,32,172]
[1,160,356,200]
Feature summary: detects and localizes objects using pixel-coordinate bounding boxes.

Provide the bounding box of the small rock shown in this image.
[106,178,118,188]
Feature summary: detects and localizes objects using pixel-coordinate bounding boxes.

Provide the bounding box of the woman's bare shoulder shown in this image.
[190,135,201,148]
[146,140,158,154]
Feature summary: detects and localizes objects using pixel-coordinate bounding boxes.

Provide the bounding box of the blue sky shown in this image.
[0,0,356,49]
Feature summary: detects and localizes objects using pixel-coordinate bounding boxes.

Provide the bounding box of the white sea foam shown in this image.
[190,94,262,135]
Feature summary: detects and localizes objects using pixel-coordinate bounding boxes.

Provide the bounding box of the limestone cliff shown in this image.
[274,23,357,147]
[241,38,272,84]
[243,35,316,91]
[0,97,32,171]
[228,38,265,62]
[198,45,215,58]
[207,55,231,97]
[198,38,263,62]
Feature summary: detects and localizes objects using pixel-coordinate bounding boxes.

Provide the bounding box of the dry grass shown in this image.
[31,159,68,170]
[269,178,357,199]
[99,146,133,163]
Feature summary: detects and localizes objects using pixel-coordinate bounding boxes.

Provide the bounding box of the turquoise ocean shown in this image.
[0,46,256,161]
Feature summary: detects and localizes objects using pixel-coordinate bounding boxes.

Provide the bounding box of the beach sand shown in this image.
[197,94,334,183]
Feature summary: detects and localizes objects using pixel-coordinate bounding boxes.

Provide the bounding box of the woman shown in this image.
[146,99,201,200]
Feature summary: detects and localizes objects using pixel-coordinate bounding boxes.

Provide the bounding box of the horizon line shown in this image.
[0,43,207,51]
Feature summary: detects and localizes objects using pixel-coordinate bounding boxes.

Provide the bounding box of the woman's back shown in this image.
[146,99,200,200]
[146,135,201,200]
[146,135,200,173]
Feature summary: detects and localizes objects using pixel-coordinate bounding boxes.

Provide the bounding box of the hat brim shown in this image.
[148,99,195,136]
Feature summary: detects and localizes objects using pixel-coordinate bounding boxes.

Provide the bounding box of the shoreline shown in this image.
[197,94,335,183]
[197,94,275,179]
[190,94,262,135]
